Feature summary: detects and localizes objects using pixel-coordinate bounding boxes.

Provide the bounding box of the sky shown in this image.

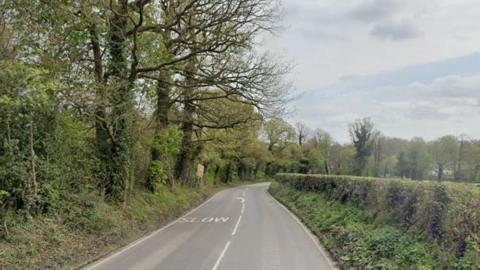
[261,0,480,143]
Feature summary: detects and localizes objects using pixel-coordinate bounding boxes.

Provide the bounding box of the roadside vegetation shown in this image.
[1,186,212,269]
[0,0,287,268]
[2,0,480,269]
[271,174,480,269]
[266,118,480,269]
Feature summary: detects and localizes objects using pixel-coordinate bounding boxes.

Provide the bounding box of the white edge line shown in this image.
[267,190,339,270]
[211,241,231,270]
[83,189,226,270]
[231,214,242,236]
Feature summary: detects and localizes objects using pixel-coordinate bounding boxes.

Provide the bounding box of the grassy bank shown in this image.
[0,185,217,269]
[271,174,480,269]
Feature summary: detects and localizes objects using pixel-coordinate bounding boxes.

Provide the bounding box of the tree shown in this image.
[303,129,332,174]
[295,122,310,146]
[396,152,409,178]
[197,103,268,184]
[429,136,459,181]
[349,118,377,176]
[137,0,289,185]
[263,119,296,152]
[379,155,397,177]
[407,137,431,180]
[454,135,468,181]
[261,119,296,175]
[329,144,356,175]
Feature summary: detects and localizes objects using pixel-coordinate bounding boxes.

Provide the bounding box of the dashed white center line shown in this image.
[212,241,231,270]
[231,214,242,236]
[212,189,247,270]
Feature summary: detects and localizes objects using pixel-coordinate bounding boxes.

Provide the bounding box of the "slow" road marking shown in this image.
[211,241,231,270]
[84,189,225,270]
[178,217,230,223]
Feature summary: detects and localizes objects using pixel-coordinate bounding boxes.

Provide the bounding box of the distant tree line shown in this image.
[262,117,480,182]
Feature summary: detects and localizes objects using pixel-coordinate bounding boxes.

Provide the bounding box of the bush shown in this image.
[270,182,435,269]
[274,173,480,268]
[147,126,183,191]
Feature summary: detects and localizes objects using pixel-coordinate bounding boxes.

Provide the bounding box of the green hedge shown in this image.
[275,174,480,266]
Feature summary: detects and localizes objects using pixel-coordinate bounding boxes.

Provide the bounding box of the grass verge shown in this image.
[269,181,474,270]
[0,185,220,269]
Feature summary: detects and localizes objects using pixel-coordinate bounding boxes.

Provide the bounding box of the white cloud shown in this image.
[263,0,480,88]
[349,0,401,22]
[370,19,423,40]
[293,74,480,142]
[262,0,480,141]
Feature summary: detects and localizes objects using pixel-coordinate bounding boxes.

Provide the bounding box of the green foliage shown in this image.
[349,118,378,175]
[274,173,480,269]
[0,60,60,212]
[148,161,168,189]
[0,186,212,269]
[151,125,183,157]
[201,120,268,184]
[148,126,183,191]
[270,183,435,269]
[0,0,284,267]
[38,184,60,213]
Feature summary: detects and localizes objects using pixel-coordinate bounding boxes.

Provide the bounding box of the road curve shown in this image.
[84,183,336,270]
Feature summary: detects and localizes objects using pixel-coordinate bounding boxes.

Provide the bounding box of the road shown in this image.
[84,183,336,270]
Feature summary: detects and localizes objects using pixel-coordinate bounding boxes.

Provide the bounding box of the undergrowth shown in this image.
[270,180,479,270]
[0,185,212,269]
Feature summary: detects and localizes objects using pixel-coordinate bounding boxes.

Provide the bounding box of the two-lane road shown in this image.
[85,183,336,270]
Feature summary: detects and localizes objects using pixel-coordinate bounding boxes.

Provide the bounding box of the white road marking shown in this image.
[212,241,231,270]
[267,191,338,270]
[83,190,225,270]
[233,191,246,235]
[231,214,242,236]
[179,217,230,223]
[202,217,214,222]
[215,217,230,223]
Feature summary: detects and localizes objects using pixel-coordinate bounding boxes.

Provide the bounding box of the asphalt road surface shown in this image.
[84,183,336,270]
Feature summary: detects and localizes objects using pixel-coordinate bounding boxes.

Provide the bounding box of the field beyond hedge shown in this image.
[271,174,480,269]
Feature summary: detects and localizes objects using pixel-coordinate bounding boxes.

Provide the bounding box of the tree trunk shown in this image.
[175,30,197,185]
[29,120,38,198]
[175,62,196,185]
[437,164,444,181]
[105,0,133,201]
[253,161,260,178]
[151,78,171,161]
[214,165,220,182]
[455,138,465,181]
[150,9,174,162]
[324,160,330,175]
[176,124,194,184]
[90,24,110,164]
[225,163,232,183]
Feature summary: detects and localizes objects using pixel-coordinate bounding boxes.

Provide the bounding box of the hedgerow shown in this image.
[274,174,480,268]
